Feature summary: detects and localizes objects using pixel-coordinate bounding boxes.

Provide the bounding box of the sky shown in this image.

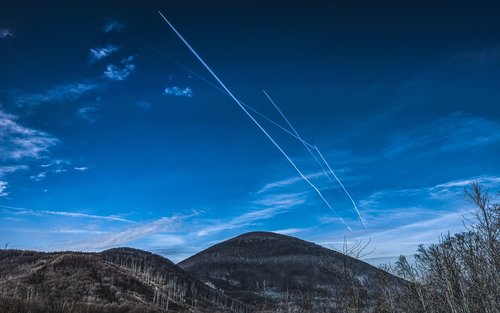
[1,1,499,265]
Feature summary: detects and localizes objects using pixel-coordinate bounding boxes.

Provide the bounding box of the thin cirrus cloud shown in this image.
[15,81,102,107]
[1,205,133,223]
[384,112,500,158]
[101,19,125,33]
[0,28,14,38]
[89,45,119,63]
[164,86,193,98]
[197,192,307,237]
[0,110,58,161]
[77,105,99,123]
[78,215,183,250]
[103,56,136,81]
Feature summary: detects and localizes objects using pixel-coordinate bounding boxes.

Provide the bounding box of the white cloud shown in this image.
[0,110,58,161]
[15,81,101,107]
[164,86,193,97]
[0,165,28,177]
[197,193,306,237]
[102,19,125,33]
[196,207,286,236]
[74,166,89,172]
[80,215,182,250]
[272,228,305,235]
[1,205,133,223]
[104,56,136,81]
[0,28,14,38]
[29,172,46,181]
[89,45,119,63]
[257,172,325,194]
[0,181,8,197]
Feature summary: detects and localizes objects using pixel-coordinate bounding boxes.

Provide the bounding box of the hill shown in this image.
[178,231,401,311]
[0,248,249,313]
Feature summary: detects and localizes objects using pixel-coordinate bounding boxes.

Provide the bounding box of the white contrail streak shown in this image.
[143,41,317,149]
[262,90,366,228]
[158,11,351,231]
[262,90,333,181]
[315,145,367,228]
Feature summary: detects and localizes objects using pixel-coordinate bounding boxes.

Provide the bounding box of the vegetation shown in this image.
[0,183,497,312]
[377,183,500,313]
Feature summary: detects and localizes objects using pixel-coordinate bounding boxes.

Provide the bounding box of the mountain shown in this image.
[178,231,401,312]
[0,232,403,312]
[0,248,249,313]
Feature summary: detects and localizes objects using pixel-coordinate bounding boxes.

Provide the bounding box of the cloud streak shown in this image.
[79,215,182,250]
[15,81,101,107]
[0,181,8,197]
[102,19,125,33]
[164,86,193,97]
[1,205,133,223]
[0,110,58,161]
[89,45,119,63]
[384,112,500,158]
[0,28,14,38]
[104,56,136,81]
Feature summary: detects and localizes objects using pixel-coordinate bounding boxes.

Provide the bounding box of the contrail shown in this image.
[158,11,351,231]
[142,41,318,150]
[262,90,333,182]
[262,90,366,228]
[315,145,367,228]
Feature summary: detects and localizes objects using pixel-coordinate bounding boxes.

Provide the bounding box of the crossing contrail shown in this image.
[262,90,366,228]
[262,90,333,182]
[142,41,318,150]
[315,145,367,228]
[158,11,351,231]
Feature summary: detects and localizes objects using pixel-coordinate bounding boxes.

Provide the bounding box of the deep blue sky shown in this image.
[1,1,499,264]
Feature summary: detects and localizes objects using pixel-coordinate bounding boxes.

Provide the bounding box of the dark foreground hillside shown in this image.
[0,248,249,313]
[179,231,402,312]
[0,234,403,313]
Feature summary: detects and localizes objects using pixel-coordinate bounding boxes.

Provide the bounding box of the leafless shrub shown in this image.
[377,183,500,313]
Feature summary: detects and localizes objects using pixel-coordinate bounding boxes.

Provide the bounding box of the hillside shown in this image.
[179,232,401,311]
[0,248,249,313]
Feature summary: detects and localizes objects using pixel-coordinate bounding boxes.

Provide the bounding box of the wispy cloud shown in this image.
[104,56,136,81]
[272,228,305,235]
[0,110,58,161]
[196,207,287,236]
[29,172,46,181]
[89,45,119,63]
[0,165,28,177]
[164,86,193,97]
[1,205,133,223]
[80,215,182,250]
[74,166,89,172]
[102,19,125,33]
[0,181,8,197]
[384,112,500,158]
[15,81,101,107]
[0,28,14,38]
[197,192,306,237]
[257,172,325,194]
[136,101,152,110]
[77,105,99,123]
